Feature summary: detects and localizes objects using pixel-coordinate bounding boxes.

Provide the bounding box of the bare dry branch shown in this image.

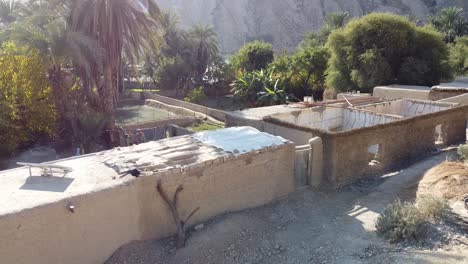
[156,180,200,249]
[184,207,201,226]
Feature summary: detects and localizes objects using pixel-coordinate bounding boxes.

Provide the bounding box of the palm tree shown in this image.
[69,0,161,118]
[0,0,23,25]
[429,7,467,43]
[189,25,219,83]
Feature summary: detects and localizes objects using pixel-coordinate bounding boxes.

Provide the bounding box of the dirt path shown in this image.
[107,150,467,264]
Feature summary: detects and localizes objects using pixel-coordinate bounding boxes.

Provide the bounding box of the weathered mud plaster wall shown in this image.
[429,88,468,101]
[430,79,468,100]
[226,105,320,145]
[226,114,315,146]
[357,99,457,117]
[265,105,468,187]
[373,85,431,100]
[268,107,400,133]
[439,93,468,106]
[144,93,227,121]
[272,107,344,131]
[0,133,294,264]
[227,107,400,145]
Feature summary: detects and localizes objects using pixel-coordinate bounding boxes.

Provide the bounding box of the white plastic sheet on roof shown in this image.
[192,127,289,154]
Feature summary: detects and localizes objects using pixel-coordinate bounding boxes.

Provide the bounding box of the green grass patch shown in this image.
[130,88,160,93]
[188,121,224,132]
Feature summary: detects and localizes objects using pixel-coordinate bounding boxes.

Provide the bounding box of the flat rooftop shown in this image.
[357,99,458,118]
[267,99,459,133]
[269,107,401,132]
[0,127,289,216]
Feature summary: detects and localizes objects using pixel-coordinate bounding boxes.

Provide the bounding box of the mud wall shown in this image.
[429,89,468,101]
[342,109,400,130]
[439,94,468,106]
[0,144,295,264]
[265,105,468,187]
[373,86,431,100]
[330,106,468,186]
[144,93,227,122]
[358,99,456,117]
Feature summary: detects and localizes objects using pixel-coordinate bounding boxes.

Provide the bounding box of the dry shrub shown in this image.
[376,200,425,243]
[458,143,468,161]
[416,196,451,220]
[417,162,468,202]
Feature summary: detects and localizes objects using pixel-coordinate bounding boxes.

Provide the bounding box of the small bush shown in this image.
[376,200,425,243]
[458,143,468,160]
[416,196,450,220]
[376,196,451,243]
[184,87,207,104]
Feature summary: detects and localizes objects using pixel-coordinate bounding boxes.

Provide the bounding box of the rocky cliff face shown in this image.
[157,0,467,54]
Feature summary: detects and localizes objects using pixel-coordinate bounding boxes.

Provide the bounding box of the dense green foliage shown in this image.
[184,86,207,104]
[231,69,295,106]
[0,42,56,156]
[0,0,467,155]
[429,7,467,43]
[141,12,231,96]
[230,41,274,73]
[449,36,468,76]
[271,47,330,99]
[326,13,453,93]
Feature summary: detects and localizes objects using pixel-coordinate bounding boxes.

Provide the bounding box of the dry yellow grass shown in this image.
[417,162,468,202]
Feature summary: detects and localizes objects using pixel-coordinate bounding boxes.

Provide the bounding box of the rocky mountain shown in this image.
[156,0,467,54]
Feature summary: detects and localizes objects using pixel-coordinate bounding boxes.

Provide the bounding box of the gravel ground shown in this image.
[106,151,468,264]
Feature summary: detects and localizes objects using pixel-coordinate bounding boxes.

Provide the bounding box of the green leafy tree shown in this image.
[0,1,102,144]
[429,7,467,43]
[289,47,330,99]
[269,47,330,100]
[230,41,274,73]
[449,36,468,76]
[326,13,452,93]
[0,42,56,156]
[203,56,235,97]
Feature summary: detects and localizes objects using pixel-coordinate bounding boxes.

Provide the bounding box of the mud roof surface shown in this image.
[0,127,289,216]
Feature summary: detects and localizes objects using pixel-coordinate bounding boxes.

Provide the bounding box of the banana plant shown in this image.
[256,79,296,106]
[231,68,296,106]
